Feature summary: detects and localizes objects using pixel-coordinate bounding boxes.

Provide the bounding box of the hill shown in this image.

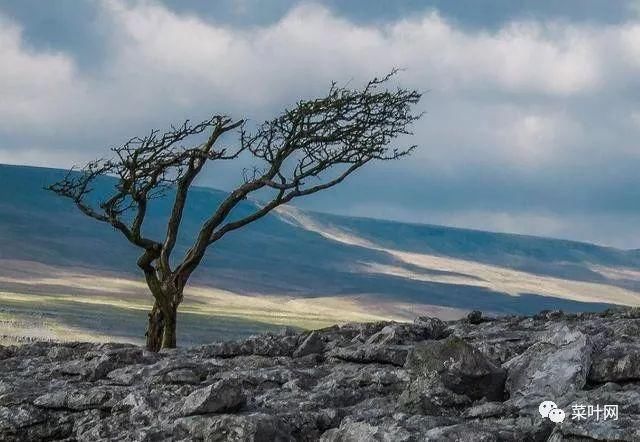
[1,163,639,344]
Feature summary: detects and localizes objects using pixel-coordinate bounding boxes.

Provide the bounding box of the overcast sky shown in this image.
[1,0,640,248]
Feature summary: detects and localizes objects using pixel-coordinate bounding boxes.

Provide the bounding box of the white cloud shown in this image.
[0,17,81,131]
[388,16,604,96]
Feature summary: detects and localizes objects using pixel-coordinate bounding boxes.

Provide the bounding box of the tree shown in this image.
[48,72,422,351]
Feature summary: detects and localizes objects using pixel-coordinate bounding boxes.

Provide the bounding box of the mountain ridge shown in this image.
[2,162,635,251]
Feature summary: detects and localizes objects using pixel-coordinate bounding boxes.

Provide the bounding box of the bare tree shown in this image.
[48,72,422,351]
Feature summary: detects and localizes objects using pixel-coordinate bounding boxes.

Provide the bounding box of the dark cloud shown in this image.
[1,1,639,248]
[0,0,110,69]
[2,0,635,61]
[157,0,636,28]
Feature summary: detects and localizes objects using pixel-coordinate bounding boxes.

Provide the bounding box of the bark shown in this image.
[161,306,177,349]
[145,292,180,352]
[145,301,164,352]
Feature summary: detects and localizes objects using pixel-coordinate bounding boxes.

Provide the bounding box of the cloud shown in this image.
[0,16,79,129]
[0,1,639,246]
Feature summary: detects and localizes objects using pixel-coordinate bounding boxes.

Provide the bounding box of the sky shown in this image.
[1,0,640,248]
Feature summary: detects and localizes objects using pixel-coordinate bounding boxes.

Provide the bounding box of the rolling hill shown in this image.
[1,163,639,344]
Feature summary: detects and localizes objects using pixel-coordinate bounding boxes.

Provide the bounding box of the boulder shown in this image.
[174,412,293,441]
[424,417,550,442]
[398,377,471,415]
[545,383,640,441]
[504,326,592,410]
[588,343,640,383]
[329,344,410,366]
[365,318,448,346]
[201,334,301,358]
[461,401,516,419]
[413,316,449,339]
[0,405,44,433]
[181,380,245,416]
[320,419,412,442]
[294,331,324,357]
[162,367,203,385]
[34,387,116,411]
[466,310,484,325]
[405,337,506,401]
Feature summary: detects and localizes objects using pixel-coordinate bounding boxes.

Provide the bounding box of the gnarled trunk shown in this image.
[161,306,177,349]
[145,301,164,352]
[145,297,179,352]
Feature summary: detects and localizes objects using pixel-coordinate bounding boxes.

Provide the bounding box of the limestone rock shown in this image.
[1,308,639,441]
[329,344,410,366]
[405,336,506,401]
[504,326,592,410]
[181,380,245,416]
[174,412,294,441]
[294,331,324,358]
[588,343,640,383]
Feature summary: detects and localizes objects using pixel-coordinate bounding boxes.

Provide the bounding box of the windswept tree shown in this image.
[49,72,422,351]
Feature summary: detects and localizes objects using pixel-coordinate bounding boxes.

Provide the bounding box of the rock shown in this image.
[174,412,293,441]
[46,346,75,360]
[329,344,410,366]
[294,331,324,358]
[56,346,159,381]
[0,347,14,361]
[424,417,550,441]
[0,405,44,432]
[471,336,532,365]
[504,326,592,410]
[413,316,448,339]
[0,405,72,440]
[279,326,300,337]
[365,319,447,346]
[1,308,639,441]
[462,401,515,419]
[550,413,640,441]
[533,309,565,321]
[162,367,203,384]
[398,377,471,415]
[588,343,640,383]
[466,310,484,325]
[405,337,506,401]
[320,419,412,442]
[549,384,640,441]
[365,325,409,346]
[345,322,389,344]
[201,334,301,358]
[181,380,245,416]
[34,387,115,411]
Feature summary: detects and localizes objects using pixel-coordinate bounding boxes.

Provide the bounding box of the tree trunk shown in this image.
[145,301,164,352]
[161,306,177,349]
[145,298,179,352]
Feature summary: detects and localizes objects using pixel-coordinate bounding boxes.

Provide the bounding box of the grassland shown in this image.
[280,206,640,307]
[0,259,466,346]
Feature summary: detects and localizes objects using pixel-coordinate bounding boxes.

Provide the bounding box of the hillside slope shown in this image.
[1,164,640,342]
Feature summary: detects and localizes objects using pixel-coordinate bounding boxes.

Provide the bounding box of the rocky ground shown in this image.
[1,308,640,441]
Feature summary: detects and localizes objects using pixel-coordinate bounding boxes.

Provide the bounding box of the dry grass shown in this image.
[0,260,466,344]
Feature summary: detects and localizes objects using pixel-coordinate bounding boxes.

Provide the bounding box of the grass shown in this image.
[282,207,640,307]
[0,268,425,345]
